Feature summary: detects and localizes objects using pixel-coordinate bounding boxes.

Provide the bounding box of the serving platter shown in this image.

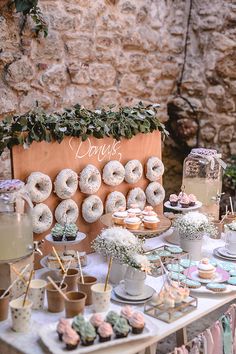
[100,213,171,238]
[45,232,86,245]
[39,314,156,354]
[184,266,229,284]
[164,201,202,212]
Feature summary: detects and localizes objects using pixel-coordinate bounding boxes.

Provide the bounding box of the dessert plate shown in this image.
[213,248,236,262]
[45,232,86,245]
[164,201,202,212]
[111,291,148,305]
[184,266,229,284]
[114,283,155,301]
[217,247,236,259]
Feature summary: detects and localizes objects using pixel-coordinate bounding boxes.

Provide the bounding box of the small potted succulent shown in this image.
[173,211,217,260]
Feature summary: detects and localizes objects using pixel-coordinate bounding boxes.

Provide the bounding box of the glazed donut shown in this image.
[32,203,53,234]
[127,187,146,210]
[55,199,79,225]
[82,195,103,223]
[105,191,126,214]
[145,182,165,206]
[124,160,143,184]
[79,164,101,194]
[26,172,52,203]
[146,157,164,181]
[54,169,78,199]
[102,160,125,186]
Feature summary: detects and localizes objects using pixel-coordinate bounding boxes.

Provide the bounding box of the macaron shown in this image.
[181,279,201,289]
[206,283,226,292]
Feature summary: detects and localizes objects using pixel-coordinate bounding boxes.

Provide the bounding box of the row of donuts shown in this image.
[25,157,164,203]
[31,185,165,234]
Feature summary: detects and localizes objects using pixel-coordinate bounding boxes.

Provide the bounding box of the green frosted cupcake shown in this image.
[114,317,130,338]
[51,223,64,241]
[80,322,96,346]
[72,314,85,335]
[64,223,78,241]
[106,311,120,327]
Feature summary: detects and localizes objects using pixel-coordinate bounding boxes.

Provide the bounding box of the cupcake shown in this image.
[180,195,190,208]
[143,213,160,229]
[188,194,197,206]
[62,327,80,350]
[51,223,64,241]
[106,311,120,327]
[142,206,155,216]
[64,223,78,241]
[124,213,141,230]
[90,313,103,332]
[112,208,128,225]
[57,318,70,341]
[127,204,142,216]
[113,317,130,339]
[178,191,187,200]
[120,306,134,322]
[129,312,145,334]
[198,258,216,279]
[98,322,113,342]
[169,194,178,207]
[72,314,86,335]
[80,322,96,346]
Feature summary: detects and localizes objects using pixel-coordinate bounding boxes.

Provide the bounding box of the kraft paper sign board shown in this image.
[12,131,163,264]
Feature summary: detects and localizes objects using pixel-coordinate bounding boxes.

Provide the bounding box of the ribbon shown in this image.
[0,187,33,212]
[190,152,227,170]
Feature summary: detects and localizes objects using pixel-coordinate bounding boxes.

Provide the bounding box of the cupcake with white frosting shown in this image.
[143,212,160,229]
[112,207,128,225]
[124,213,141,230]
[198,258,216,279]
[127,204,142,216]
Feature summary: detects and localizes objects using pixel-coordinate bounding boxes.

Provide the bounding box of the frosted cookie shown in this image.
[156,250,171,257]
[218,262,235,272]
[229,269,236,277]
[227,277,236,285]
[180,259,197,268]
[167,264,184,273]
[206,283,226,292]
[181,279,201,289]
[166,246,183,254]
[170,272,186,281]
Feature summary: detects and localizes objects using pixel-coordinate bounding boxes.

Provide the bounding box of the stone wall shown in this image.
[0,0,236,197]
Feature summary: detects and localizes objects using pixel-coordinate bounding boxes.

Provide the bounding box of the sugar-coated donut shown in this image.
[102,160,125,186]
[55,199,79,225]
[82,195,103,223]
[32,203,53,233]
[54,169,78,199]
[124,160,143,184]
[79,164,101,194]
[146,157,164,181]
[127,187,146,210]
[145,182,165,206]
[105,191,126,214]
[26,172,52,203]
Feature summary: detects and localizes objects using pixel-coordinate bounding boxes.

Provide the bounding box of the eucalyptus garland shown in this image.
[0,102,168,156]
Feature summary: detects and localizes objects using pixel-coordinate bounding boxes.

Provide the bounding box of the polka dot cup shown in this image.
[28,279,47,310]
[91,283,112,313]
[10,298,33,333]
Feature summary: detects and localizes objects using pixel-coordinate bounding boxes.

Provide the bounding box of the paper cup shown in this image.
[0,289,10,321]
[46,282,67,313]
[60,268,80,292]
[64,291,87,318]
[28,279,47,310]
[91,283,112,313]
[78,276,97,305]
[10,298,32,332]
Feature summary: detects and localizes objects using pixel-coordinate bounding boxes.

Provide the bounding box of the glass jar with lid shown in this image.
[0,179,34,262]
[182,148,226,219]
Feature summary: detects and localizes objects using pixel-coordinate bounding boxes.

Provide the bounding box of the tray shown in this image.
[100,213,172,238]
[39,314,156,354]
[164,201,202,212]
[45,232,86,245]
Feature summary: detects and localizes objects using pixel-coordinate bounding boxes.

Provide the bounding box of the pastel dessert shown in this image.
[142,206,156,216]
[206,283,226,292]
[120,306,134,322]
[181,279,201,289]
[167,264,184,273]
[127,204,142,216]
[80,322,96,346]
[180,259,197,268]
[178,191,187,200]
[169,194,178,206]
[106,311,120,327]
[62,327,80,350]
[129,312,145,334]
[64,223,78,241]
[166,246,183,254]
[124,214,141,230]
[218,262,234,272]
[72,314,86,335]
[227,277,236,286]
[112,208,128,225]
[188,194,197,206]
[198,258,216,279]
[98,322,113,342]
[156,250,171,257]
[170,272,186,281]
[113,317,130,338]
[51,223,64,241]
[163,292,175,308]
[89,313,103,332]
[143,213,160,229]
[150,292,164,306]
[180,195,190,208]
[57,318,70,341]
[146,253,161,264]
[229,270,236,277]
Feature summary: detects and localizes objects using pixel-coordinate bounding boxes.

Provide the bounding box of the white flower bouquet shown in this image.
[92,227,144,264]
[173,211,217,240]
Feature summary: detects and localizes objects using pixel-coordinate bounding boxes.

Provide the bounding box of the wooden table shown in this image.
[0,230,234,354]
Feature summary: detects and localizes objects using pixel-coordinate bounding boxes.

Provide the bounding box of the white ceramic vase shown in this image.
[180,236,203,261]
[109,259,127,285]
[123,266,146,296]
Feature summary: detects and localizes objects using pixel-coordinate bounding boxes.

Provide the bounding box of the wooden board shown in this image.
[12,131,163,266]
